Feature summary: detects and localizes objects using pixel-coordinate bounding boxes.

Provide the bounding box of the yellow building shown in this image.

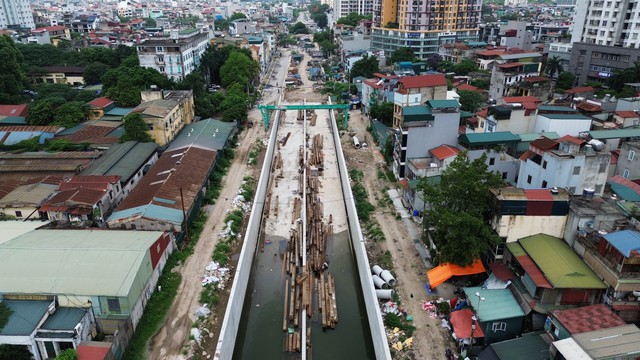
[31,66,85,85]
[131,89,195,146]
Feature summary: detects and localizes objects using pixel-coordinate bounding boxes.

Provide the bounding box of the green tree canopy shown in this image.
[555,71,575,91]
[387,47,417,66]
[120,113,153,143]
[229,12,247,21]
[312,13,328,28]
[102,65,173,107]
[336,12,372,27]
[350,55,380,79]
[419,152,503,266]
[83,62,110,85]
[457,90,485,112]
[0,35,28,104]
[370,102,394,126]
[0,345,32,360]
[144,18,156,28]
[55,349,78,360]
[219,83,247,122]
[453,59,479,76]
[220,50,259,90]
[289,22,310,34]
[544,56,564,78]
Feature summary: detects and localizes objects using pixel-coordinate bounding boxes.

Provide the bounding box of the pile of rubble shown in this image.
[201,261,231,289]
[387,327,414,352]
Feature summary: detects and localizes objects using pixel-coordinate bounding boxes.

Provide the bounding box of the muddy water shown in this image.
[233,230,374,359]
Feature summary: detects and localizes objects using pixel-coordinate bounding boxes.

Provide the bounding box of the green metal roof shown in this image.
[608,181,640,202]
[460,110,475,118]
[0,300,50,336]
[427,99,460,109]
[518,132,560,142]
[538,113,590,120]
[168,118,236,152]
[537,106,577,113]
[506,242,527,257]
[459,131,520,145]
[402,105,432,116]
[40,307,86,331]
[589,128,640,139]
[487,332,550,360]
[464,287,525,322]
[519,234,606,289]
[0,116,27,125]
[0,230,165,298]
[81,141,157,182]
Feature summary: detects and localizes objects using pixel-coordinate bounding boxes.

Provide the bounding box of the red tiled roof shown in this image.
[363,79,382,89]
[88,97,114,108]
[58,125,119,144]
[519,150,536,161]
[58,175,120,192]
[497,62,524,69]
[530,136,559,151]
[0,126,60,133]
[398,74,447,89]
[525,189,554,201]
[610,149,620,165]
[523,76,550,83]
[516,254,553,288]
[77,343,111,360]
[476,108,488,118]
[430,144,460,160]
[456,83,479,92]
[476,49,506,57]
[576,101,601,112]
[552,304,625,335]
[558,135,584,145]
[615,111,639,118]
[0,104,29,117]
[33,25,66,33]
[488,262,515,281]
[565,86,594,95]
[522,102,538,110]
[502,96,541,104]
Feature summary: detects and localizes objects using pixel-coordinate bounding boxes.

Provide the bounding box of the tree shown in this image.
[55,349,78,360]
[120,113,153,143]
[289,22,310,34]
[313,30,333,44]
[470,78,490,90]
[215,18,230,31]
[387,47,416,66]
[457,90,485,112]
[544,56,564,78]
[370,102,394,126]
[312,13,328,28]
[555,71,575,91]
[219,83,247,122]
[144,18,156,28]
[426,54,442,70]
[0,345,32,360]
[419,152,503,266]
[0,35,28,104]
[229,12,247,21]
[83,62,110,84]
[350,55,380,79]
[336,12,372,27]
[318,40,337,57]
[220,50,259,90]
[453,59,479,76]
[53,102,86,127]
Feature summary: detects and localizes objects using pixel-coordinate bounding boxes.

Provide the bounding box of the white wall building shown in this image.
[0,0,35,29]
[533,113,593,137]
[572,0,640,47]
[333,0,373,20]
[137,28,210,81]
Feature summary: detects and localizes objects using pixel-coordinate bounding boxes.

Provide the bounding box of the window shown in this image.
[542,160,547,169]
[595,185,603,193]
[527,175,532,184]
[502,172,508,179]
[489,158,495,165]
[107,298,121,313]
[542,180,548,188]
[623,168,630,178]
[573,166,581,175]
[14,211,22,218]
[599,162,608,173]
[629,150,636,161]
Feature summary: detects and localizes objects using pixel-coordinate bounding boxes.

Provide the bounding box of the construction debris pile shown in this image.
[201,261,231,289]
[285,56,303,89]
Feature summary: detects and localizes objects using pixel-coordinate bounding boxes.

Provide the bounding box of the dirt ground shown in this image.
[343,112,456,360]
[145,51,292,360]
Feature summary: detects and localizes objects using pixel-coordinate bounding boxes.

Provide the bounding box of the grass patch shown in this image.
[375,250,394,271]
[384,313,416,338]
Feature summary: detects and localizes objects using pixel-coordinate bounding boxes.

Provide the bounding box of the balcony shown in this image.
[577,235,640,292]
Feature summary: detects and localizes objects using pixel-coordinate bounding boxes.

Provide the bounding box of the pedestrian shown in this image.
[410,293,414,298]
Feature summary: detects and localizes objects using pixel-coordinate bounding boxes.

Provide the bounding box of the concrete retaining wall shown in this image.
[214,97,282,360]
[328,103,392,360]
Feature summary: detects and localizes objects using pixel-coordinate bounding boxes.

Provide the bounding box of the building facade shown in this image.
[0,0,35,29]
[615,141,640,180]
[131,89,195,146]
[334,0,374,20]
[568,43,640,86]
[489,52,542,100]
[371,0,481,58]
[137,29,210,81]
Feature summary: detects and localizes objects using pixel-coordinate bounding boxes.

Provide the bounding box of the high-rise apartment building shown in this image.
[0,0,35,30]
[371,0,481,59]
[572,0,640,47]
[333,0,374,21]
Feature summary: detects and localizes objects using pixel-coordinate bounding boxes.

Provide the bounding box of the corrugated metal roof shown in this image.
[0,229,165,297]
[105,107,134,116]
[167,119,236,152]
[537,106,577,112]
[464,287,525,322]
[108,204,183,225]
[427,99,460,109]
[518,132,560,142]
[0,183,58,208]
[572,324,640,359]
[0,116,27,125]
[538,113,590,120]
[459,131,520,145]
[40,307,87,330]
[589,127,640,139]
[602,230,640,257]
[81,141,157,182]
[484,332,549,360]
[519,234,606,289]
[552,304,625,335]
[0,300,50,336]
[500,52,542,60]
[402,105,431,116]
[507,242,553,288]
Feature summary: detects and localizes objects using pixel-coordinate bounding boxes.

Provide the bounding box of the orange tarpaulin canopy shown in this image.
[427,259,486,288]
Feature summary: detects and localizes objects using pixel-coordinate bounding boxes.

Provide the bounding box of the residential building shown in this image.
[81,141,159,199]
[0,126,60,146]
[615,141,640,179]
[0,0,35,29]
[488,188,570,259]
[568,43,640,86]
[334,0,373,21]
[546,42,572,71]
[87,97,115,121]
[544,304,626,342]
[551,325,640,360]
[136,28,210,81]
[70,15,99,33]
[392,100,460,178]
[475,98,541,134]
[588,128,640,152]
[489,52,543,100]
[533,111,592,137]
[613,111,640,128]
[463,287,525,344]
[30,25,71,46]
[229,20,256,35]
[518,136,611,196]
[131,89,195,146]
[498,21,533,51]
[572,0,640,48]
[457,132,521,183]
[0,229,175,359]
[31,66,84,86]
[516,132,560,154]
[371,0,481,59]
[0,182,58,220]
[361,73,399,114]
[504,234,607,315]
[573,230,640,323]
[392,74,448,127]
[0,151,102,185]
[438,41,488,64]
[477,332,549,360]
[107,119,236,239]
[531,23,570,43]
[563,194,627,248]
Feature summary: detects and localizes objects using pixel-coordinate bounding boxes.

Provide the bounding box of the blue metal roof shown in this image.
[108,204,184,225]
[0,116,27,125]
[603,230,640,257]
[464,287,525,322]
[0,131,55,145]
[0,300,50,336]
[40,307,86,331]
[105,107,134,116]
